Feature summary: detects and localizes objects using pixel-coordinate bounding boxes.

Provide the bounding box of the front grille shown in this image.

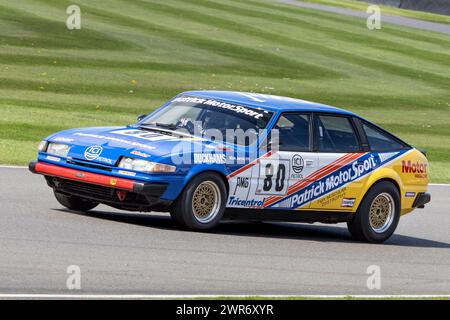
[67,159,113,172]
[51,177,149,206]
[56,178,113,198]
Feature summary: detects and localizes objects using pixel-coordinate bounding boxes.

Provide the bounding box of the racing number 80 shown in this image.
[263,163,286,192]
[256,159,289,195]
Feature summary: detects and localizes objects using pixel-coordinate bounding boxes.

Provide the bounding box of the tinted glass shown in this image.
[316,115,360,152]
[363,122,405,151]
[141,96,273,145]
[274,113,310,152]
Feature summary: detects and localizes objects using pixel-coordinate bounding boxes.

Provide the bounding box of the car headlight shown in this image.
[118,157,176,173]
[46,143,71,158]
[38,140,48,152]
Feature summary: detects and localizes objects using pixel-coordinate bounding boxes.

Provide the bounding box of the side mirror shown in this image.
[137,114,147,122]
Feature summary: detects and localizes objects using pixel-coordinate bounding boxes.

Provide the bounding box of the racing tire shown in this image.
[170,173,227,230]
[54,191,99,212]
[347,181,400,243]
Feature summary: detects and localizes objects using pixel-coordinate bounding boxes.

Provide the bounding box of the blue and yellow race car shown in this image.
[29,91,430,243]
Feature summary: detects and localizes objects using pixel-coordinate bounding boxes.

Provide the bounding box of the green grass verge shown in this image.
[304,0,450,24]
[0,0,449,182]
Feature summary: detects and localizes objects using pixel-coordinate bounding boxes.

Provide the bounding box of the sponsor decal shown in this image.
[118,170,136,177]
[74,133,155,151]
[232,176,251,196]
[84,145,114,165]
[110,178,117,186]
[227,155,249,162]
[172,96,205,104]
[130,150,150,158]
[46,155,60,162]
[269,151,407,209]
[111,129,180,142]
[84,146,103,161]
[292,154,304,173]
[173,96,265,120]
[228,196,265,207]
[378,152,398,162]
[54,137,74,143]
[75,172,85,178]
[236,177,250,188]
[262,153,361,208]
[341,198,356,208]
[317,188,346,208]
[272,197,291,208]
[402,160,428,178]
[291,183,324,207]
[291,154,304,179]
[290,155,377,208]
[405,192,416,198]
[193,153,226,164]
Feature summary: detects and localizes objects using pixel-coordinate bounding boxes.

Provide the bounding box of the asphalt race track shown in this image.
[0,168,449,295]
[275,0,450,35]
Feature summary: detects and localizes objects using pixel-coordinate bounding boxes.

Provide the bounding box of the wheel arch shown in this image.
[348,176,402,243]
[356,172,402,213]
[177,168,230,200]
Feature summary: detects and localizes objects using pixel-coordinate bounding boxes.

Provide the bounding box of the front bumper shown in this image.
[29,161,171,211]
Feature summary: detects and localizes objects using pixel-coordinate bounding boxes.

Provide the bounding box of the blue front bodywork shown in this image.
[36,91,359,201]
[39,126,237,201]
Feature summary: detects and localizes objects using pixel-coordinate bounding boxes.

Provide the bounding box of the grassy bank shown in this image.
[0,0,449,182]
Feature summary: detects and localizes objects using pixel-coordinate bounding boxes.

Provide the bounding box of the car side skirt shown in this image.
[224,208,353,223]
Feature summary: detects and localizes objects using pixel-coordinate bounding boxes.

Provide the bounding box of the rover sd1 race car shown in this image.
[29,91,430,243]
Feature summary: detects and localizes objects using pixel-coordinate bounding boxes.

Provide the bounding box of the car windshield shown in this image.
[140,96,273,145]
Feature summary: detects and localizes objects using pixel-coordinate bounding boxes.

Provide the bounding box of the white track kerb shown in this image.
[0,165,27,169]
[0,294,448,299]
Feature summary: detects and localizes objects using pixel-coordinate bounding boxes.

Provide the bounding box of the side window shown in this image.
[274,113,310,152]
[362,122,406,151]
[316,115,360,152]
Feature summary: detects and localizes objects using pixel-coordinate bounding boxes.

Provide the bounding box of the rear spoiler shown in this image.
[418,148,427,157]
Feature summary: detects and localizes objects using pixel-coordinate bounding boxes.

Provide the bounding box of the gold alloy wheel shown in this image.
[369,192,395,233]
[192,181,221,223]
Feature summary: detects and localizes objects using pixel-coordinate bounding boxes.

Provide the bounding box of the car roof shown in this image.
[182,90,355,115]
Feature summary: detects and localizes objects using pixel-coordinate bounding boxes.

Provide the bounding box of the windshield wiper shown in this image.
[141,122,178,130]
[155,122,178,130]
[138,123,183,137]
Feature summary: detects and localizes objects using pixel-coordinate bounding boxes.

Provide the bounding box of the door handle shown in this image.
[305,160,314,167]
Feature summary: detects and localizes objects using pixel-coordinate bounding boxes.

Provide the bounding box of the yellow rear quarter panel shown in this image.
[360,149,429,215]
[306,149,429,215]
